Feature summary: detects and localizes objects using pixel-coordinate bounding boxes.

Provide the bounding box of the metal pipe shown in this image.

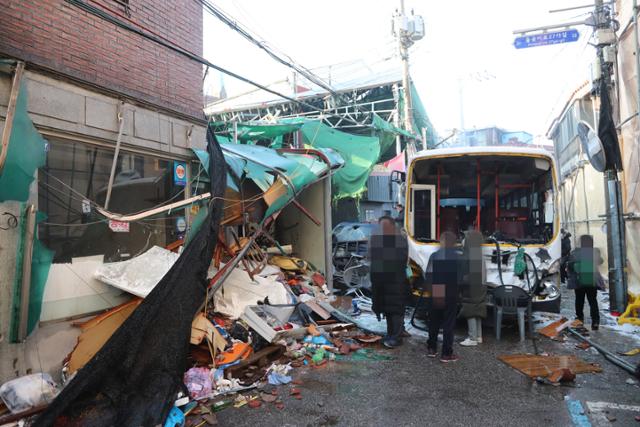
[568,328,637,375]
[18,205,36,341]
[436,165,441,239]
[634,0,640,128]
[323,175,333,290]
[495,173,499,232]
[104,105,125,210]
[476,159,481,231]
[0,61,24,176]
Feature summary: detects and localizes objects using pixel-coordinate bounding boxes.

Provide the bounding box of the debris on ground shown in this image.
[498,354,602,378]
[0,373,59,414]
[12,147,387,426]
[617,348,640,357]
[537,317,582,341]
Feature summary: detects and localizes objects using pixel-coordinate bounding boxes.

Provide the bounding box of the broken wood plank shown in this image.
[498,354,602,378]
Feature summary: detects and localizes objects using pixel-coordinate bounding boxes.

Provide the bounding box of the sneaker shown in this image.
[440,354,459,363]
[592,323,599,331]
[383,338,401,349]
[427,348,438,358]
[476,337,483,344]
[460,338,478,347]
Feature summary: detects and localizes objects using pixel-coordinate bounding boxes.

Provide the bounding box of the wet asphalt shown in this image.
[215,290,640,427]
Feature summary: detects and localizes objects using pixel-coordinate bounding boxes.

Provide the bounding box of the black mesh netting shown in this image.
[34,128,227,427]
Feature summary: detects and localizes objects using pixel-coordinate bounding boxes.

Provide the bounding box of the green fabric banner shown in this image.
[297,121,381,200]
[0,81,47,202]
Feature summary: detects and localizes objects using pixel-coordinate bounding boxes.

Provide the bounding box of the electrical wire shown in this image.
[197,0,388,125]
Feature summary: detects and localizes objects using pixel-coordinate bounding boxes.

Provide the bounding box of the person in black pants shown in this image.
[568,235,604,330]
[425,231,462,362]
[369,216,409,348]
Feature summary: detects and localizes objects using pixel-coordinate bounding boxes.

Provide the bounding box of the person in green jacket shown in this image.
[568,235,604,330]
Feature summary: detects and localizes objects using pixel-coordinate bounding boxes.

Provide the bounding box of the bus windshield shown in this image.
[409,154,556,244]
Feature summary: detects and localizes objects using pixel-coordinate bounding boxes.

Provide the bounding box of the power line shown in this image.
[64,0,346,120]
[197,0,378,122]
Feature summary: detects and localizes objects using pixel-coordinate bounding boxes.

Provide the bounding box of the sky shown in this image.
[202,0,597,140]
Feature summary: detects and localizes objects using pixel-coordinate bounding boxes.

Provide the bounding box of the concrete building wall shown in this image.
[559,163,609,274]
[0,0,204,118]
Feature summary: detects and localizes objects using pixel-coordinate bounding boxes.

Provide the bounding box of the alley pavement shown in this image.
[217,290,640,427]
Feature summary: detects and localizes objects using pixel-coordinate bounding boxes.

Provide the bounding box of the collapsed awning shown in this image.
[194,142,344,221]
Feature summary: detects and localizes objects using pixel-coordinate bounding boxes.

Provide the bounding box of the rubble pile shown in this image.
[0,242,386,426]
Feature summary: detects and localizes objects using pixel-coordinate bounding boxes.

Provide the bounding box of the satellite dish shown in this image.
[577,121,606,172]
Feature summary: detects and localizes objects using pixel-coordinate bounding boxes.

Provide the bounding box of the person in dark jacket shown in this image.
[459,230,487,347]
[560,229,572,283]
[369,216,409,348]
[568,234,604,330]
[425,231,462,362]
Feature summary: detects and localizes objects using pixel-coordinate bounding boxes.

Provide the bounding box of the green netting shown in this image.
[402,82,438,148]
[371,113,408,163]
[10,206,54,341]
[297,120,380,200]
[0,80,47,202]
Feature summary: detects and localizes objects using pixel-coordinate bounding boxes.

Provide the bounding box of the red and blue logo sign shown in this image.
[174,161,187,186]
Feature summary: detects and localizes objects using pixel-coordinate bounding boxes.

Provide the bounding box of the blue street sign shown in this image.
[514,29,580,49]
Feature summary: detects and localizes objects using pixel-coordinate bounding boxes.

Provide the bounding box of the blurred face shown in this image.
[380,219,395,234]
[440,232,456,248]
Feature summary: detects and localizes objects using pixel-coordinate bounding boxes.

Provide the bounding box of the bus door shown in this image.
[409,184,436,241]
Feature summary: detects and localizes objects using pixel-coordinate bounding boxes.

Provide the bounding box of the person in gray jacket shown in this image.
[459,230,487,346]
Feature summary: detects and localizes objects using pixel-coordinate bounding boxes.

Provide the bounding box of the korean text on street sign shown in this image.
[514,29,579,49]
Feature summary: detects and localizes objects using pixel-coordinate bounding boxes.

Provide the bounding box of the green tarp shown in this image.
[10,207,54,341]
[194,140,340,221]
[296,120,382,200]
[0,78,47,202]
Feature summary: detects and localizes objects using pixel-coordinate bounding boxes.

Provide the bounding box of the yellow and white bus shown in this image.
[404,145,562,312]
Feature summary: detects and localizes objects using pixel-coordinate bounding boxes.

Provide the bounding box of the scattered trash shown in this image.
[575,342,591,351]
[163,406,185,427]
[267,364,293,385]
[547,368,576,384]
[538,317,581,341]
[184,368,213,400]
[0,373,59,414]
[617,348,640,357]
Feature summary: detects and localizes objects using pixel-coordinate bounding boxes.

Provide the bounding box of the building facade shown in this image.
[0,0,206,381]
[547,85,608,269]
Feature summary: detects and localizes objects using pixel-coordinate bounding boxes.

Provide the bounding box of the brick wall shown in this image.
[0,0,204,119]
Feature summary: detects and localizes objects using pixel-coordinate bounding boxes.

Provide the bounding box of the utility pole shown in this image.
[393,1,424,138]
[593,0,629,313]
[511,2,628,314]
[398,0,413,133]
